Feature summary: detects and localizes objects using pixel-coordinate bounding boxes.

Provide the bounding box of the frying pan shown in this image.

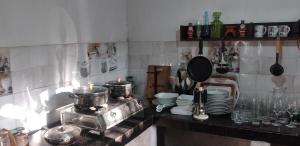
[187,40,213,82]
[270,36,284,76]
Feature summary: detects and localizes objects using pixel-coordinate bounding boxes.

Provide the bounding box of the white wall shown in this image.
[128,0,300,41]
[0,0,127,47]
[0,42,129,130]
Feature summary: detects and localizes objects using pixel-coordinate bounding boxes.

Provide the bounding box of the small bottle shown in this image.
[196,21,202,39]
[239,20,247,37]
[202,11,210,38]
[187,23,194,39]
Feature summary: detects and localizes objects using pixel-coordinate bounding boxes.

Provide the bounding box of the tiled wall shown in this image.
[0,42,128,130]
[128,40,300,98]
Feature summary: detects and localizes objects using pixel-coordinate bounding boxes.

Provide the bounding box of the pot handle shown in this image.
[69,93,78,99]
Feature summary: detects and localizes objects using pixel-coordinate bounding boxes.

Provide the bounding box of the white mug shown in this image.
[255,25,267,38]
[268,26,279,37]
[278,25,290,37]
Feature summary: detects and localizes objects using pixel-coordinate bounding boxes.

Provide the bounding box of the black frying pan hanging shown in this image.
[187,40,213,82]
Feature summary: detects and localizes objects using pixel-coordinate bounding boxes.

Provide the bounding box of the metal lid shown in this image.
[44,125,81,145]
[105,80,131,86]
[73,85,108,95]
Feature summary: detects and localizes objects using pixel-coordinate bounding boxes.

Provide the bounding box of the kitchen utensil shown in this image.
[70,85,108,107]
[104,80,132,98]
[270,36,284,76]
[216,41,229,74]
[44,125,81,145]
[187,40,212,82]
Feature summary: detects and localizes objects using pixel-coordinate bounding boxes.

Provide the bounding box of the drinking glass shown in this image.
[286,99,298,128]
[261,95,272,125]
[251,96,263,126]
[272,97,284,126]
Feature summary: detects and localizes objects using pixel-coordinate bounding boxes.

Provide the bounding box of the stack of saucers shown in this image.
[205,89,233,115]
[171,94,194,116]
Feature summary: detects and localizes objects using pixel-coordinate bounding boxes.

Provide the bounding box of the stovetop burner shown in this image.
[61,98,143,132]
[74,104,107,114]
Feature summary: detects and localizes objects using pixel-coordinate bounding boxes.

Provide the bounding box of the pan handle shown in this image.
[198,40,203,55]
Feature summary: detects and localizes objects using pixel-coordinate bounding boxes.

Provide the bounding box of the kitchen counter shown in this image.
[29,107,155,146]
[29,104,300,146]
[155,109,300,146]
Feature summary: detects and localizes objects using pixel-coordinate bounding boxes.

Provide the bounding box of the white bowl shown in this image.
[154,92,179,105]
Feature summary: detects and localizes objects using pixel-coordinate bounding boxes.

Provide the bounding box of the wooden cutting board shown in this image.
[146,65,171,98]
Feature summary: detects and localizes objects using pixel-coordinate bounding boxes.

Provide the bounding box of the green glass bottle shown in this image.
[210,12,223,39]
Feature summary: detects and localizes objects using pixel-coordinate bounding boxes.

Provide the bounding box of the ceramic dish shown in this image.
[154,92,179,105]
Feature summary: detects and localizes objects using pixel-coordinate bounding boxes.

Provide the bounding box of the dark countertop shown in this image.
[29,104,300,146]
[155,109,300,146]
[29,107,155,146]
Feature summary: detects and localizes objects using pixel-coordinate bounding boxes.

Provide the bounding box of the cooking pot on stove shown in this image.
[104,80,132,98]
[70,85,108,107]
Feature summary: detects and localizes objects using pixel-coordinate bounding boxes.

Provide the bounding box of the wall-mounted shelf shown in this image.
[180,21,300,42]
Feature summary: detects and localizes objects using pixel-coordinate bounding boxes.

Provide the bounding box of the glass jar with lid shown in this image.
[11,127,29,146]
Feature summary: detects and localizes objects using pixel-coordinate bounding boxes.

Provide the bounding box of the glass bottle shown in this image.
[202,11,210,38]
[187,23,194,39]
[239,20,247,37]
[210,12,223,39]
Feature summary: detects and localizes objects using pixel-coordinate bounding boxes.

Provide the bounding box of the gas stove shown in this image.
[60,98,143,134]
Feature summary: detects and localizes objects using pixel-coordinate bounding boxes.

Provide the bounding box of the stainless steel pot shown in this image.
[70,85,108,107]
[104,81,132,98]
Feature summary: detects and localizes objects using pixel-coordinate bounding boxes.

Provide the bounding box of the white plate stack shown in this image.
[205,89,233,115]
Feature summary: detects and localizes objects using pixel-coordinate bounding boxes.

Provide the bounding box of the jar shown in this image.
[0,129,11,146]
[11,127,29,146]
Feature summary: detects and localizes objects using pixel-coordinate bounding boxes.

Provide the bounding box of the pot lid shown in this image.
[44,125,81,145]
[106,80,131,85]
[73,85,108,94]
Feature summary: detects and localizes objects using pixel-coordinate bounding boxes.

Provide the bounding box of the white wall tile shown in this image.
[128,42,153,55]
[0,119,17,129]
[257,46,275,58]
[11,69,34,93]
[10,47,31,71]
[281,58,297,75]
[258,57,273,75]
[282,46,300,59]
[240,57,259,74]
[239,74,257,91]
[239,43,258,57]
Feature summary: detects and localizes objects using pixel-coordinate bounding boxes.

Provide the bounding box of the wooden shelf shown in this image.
[180,21,300,42]
[181,36,300,42]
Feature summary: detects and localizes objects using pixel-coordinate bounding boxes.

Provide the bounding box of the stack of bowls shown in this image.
[154,92,179,105]
[205,89,233,115]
